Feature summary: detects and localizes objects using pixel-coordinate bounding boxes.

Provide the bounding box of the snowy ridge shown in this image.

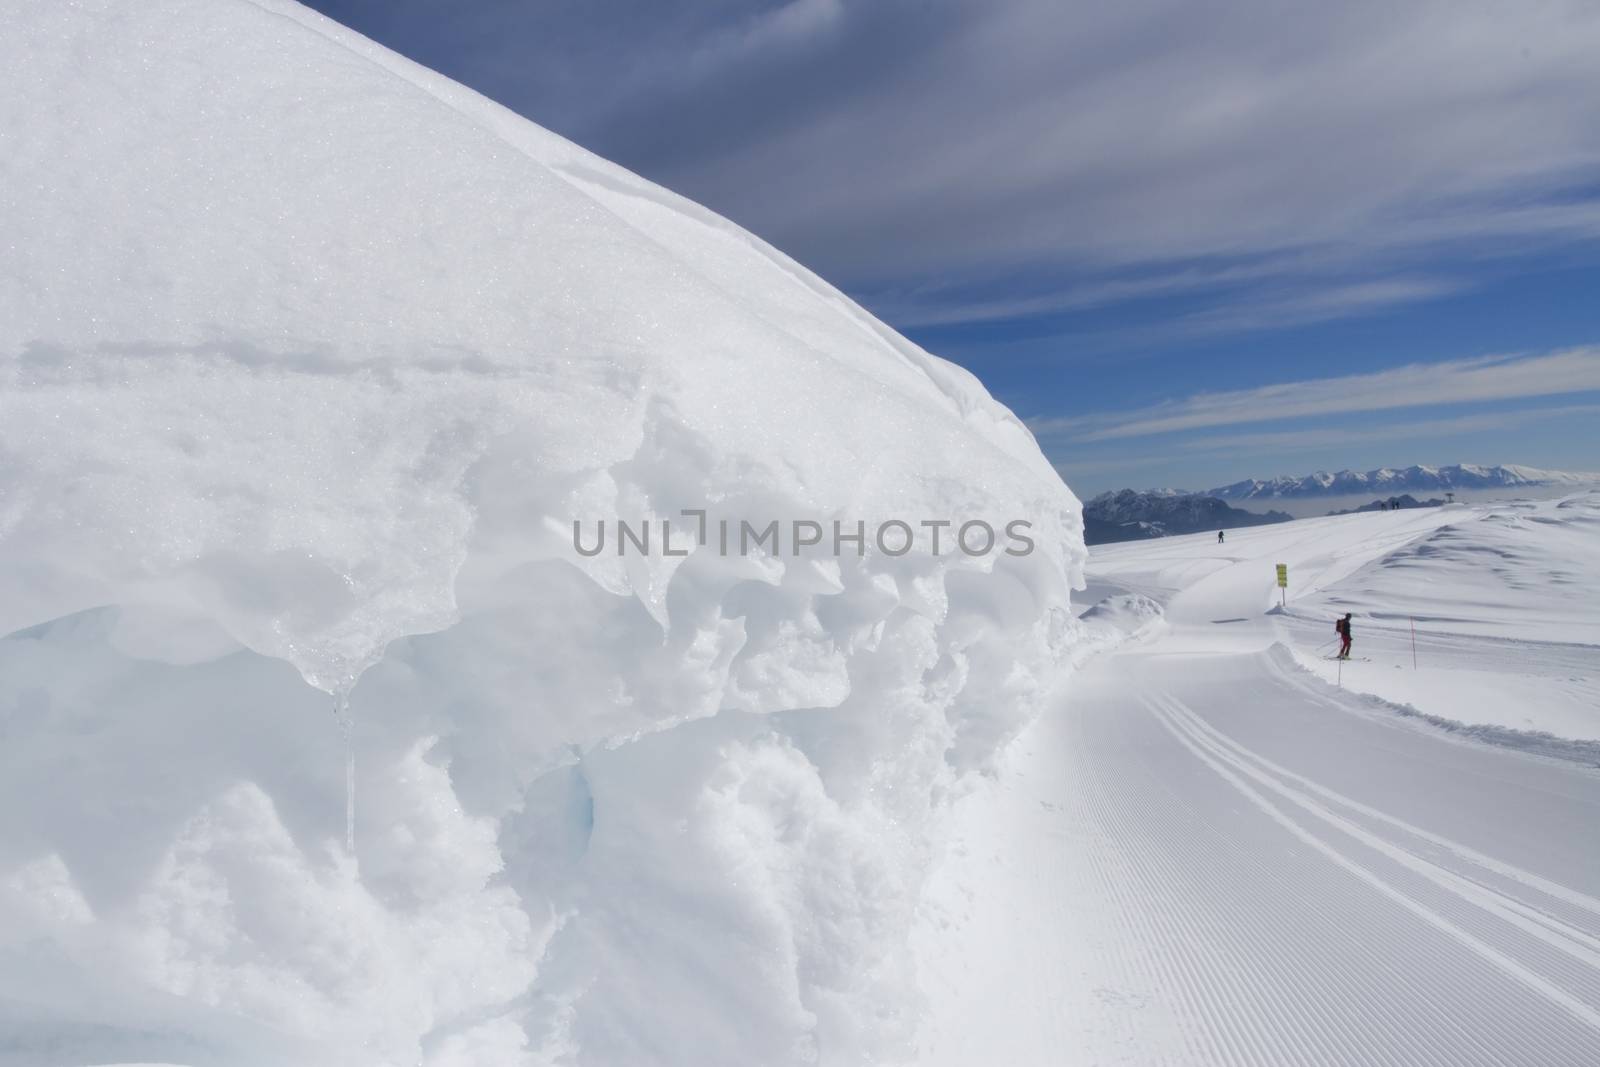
[0,3,1086,1065]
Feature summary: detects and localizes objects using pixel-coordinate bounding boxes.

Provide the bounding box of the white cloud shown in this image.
[1118,403,1600,455]
[1164,278,1464,336]
[1034,346,1600,442]
[872,260,1290,327]
[688,0,846,78]
[642,0,1600,290]
[314,0,1600,338]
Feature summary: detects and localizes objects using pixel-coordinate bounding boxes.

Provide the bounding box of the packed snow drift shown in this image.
[0,3,1086,1065]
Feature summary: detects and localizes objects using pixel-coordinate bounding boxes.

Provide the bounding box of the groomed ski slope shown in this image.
[914,494,1600,1066]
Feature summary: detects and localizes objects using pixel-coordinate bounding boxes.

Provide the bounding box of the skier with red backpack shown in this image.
[1334,613,1353,659]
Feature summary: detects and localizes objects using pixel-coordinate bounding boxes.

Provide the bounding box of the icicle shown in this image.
[333,690,355,856]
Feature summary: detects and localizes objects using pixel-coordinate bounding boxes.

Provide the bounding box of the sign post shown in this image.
[1275,563,1288,608]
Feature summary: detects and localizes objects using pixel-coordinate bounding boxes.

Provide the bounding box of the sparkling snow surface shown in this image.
[0,3,1086,1065]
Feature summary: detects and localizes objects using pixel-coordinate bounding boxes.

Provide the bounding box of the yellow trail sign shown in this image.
[1275,563,1288,588]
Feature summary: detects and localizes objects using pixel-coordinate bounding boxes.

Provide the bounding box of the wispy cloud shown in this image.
[610,1,1600,292]
[1121,403,1600,455]
[871,263,1278,328]
[1034,346,1600,442]
[316,0,1600,298]
[1050,403,1600,494]
[688,0,845,77]
[307,0,1600,352]
[1161,278,1464,336]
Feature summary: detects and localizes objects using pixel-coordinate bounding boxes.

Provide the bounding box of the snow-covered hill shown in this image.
[1089,491,1600,740]
[1281,492,1600,741]
[1208,463,1597,499]
[917,491,1600,1065]
[0,3,1086,1065]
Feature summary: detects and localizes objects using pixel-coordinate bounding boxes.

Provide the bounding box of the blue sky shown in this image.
[304,0,1600,495]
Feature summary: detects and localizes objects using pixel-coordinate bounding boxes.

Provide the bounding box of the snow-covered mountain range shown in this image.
[1204,463,1597,500]
[1083,462,1597,542]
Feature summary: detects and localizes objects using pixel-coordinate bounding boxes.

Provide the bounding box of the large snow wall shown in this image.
[0,2,1087,1064]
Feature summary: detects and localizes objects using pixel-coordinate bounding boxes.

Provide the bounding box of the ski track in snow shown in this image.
[914,495,1600,1066]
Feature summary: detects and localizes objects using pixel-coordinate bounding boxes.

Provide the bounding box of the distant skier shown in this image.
[1218,530,1225,543]
[1335,613,1353,659]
